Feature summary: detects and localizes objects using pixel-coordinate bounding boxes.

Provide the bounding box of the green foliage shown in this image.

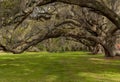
[0,0,18,9]
[0,52,120,82]
[0,0,21,17]
[37,38,85,52]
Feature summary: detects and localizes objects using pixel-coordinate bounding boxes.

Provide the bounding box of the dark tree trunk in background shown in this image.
[102,44,116,57]
[92,44,101,55]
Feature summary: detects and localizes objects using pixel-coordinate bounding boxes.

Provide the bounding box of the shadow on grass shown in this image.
[0,52,119,82]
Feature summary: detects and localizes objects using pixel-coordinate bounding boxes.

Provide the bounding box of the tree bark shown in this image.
[92,44,101,55]
[37,0,120,30]
[102,44,116,57]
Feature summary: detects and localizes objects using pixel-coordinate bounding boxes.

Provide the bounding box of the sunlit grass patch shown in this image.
[78,72,120,82]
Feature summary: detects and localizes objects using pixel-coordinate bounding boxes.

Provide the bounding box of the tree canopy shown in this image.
[0,0,120,57]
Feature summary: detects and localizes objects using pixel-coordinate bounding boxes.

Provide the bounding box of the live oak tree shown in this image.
[25,0,120,56]
[0,0,120,57]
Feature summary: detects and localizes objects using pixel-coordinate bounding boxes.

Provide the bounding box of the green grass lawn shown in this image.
[0,51,120,82]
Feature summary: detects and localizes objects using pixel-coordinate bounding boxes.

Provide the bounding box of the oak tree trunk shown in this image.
[102,44,116,57]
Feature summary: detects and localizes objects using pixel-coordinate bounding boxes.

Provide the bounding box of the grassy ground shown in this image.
[0,51,120,82]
